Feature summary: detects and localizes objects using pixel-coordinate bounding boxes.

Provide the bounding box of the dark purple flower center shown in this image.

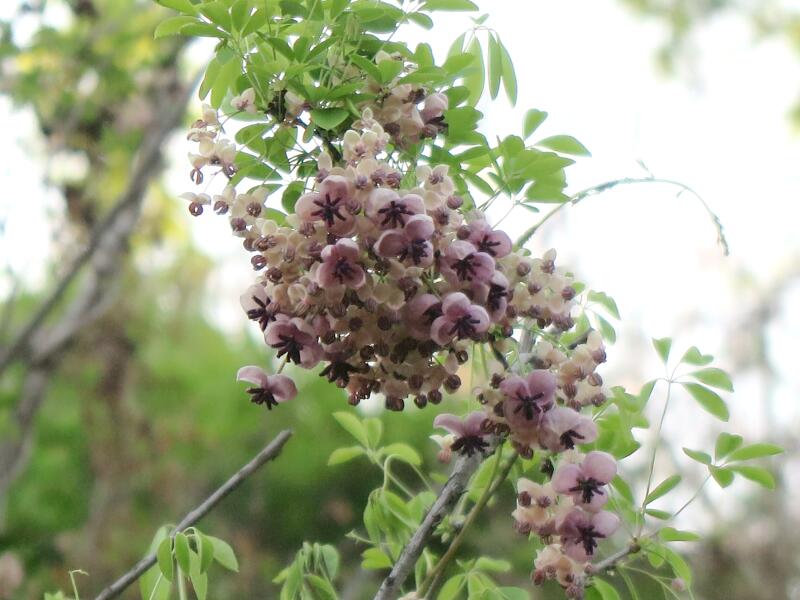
[487,283,508,311]
[576,525,605,556]
[514,391,546,421]
[274,333,304,364]
[477,234,502,256]
[451,253,479,281]
[312,194,346,227]
[247,294,275,330]
[399,239,429,265]
[423,304,443,324]
[451,434,489,457]
[333,257,357,283]
[559,428,586,450]
[449,314,481,339]
[247,387,278,410]
[378,200,414,228]
[569,476,605,504]
[320,361,358,386]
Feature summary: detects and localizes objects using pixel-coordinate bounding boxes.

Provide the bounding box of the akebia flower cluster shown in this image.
[182,54,619,598]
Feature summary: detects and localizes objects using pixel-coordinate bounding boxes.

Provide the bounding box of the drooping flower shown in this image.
[512,479,557,535]
[552,451,616,512]
[374,214,435,267]
[540,407,599,452]
[403,293,442,340]
[557,508,620,563]
[439,240,495,286]
[433,411,490,457]
[264,316,323,368]
[232,88,257,114]
[467,218,512,259]
[296,175,356,236]
[317,239,366,289]
[366,188,425,229]
[430,292,490,346]
[240,284,276,330]
[500,370,557,429]
[236,366,297,409]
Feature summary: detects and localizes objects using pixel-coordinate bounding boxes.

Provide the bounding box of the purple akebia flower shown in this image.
[473,271,510,322]
[433,411,490,457]
[467,219,512,259]
[240,284,276,330]
[296,175,356,236]
[374,214,435,267]
[540,406,598,452]
[557,508,620,563]
[264,315,323,368]
[317,239,366,289]
[366,188,425,229]
[500,370,557,430]
[430,292,490,346]
[439,240,496,286]
[236,366,298,409]
[552,451,617,512]
[420,92,448,124]
[403,293,442,340]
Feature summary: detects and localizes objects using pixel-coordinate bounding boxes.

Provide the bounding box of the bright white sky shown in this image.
[2,0,798,531]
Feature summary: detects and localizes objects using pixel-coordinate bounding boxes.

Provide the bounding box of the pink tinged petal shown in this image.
[240,284,267,312]
[430,315,454,346]
[366,187,400,219]
[400,193,425,215]
[433,413,467,436]
[466,305,490,334]
[463,411,488,435]
[404,214,435,240]
[374,230,407,257]
[582,451,617,484]
[564,541,590,563]
[295,192,322,221]
[406,293,440,317]
[319,174,353,203]
[525,370,557,398]
[552,463,582,495]
[446,240,477,261]
[333,238,360,261]
[267,374,298,402]
[469,252,496,282]
[299,342,323,369]
[441,292,472,317]
[591,511,620,537]
[236,366,269,387]
[499,375,531,402]
[264,319,291,346]
[574,416,599,446]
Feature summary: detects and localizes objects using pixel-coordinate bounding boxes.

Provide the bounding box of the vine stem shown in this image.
[420,450,519,599]
[591,542,642,573]
[92,430,293,600]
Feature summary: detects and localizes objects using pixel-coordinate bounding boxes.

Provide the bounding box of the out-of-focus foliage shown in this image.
[619,0,800,122]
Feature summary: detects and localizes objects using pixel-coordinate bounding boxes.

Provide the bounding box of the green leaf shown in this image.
[332,412,369,446]
[156,0,198,13]
[378,58,403,83]
[364,418,383,448]
[659,527,700,542]
[729,465,776,489]
[727,443,783,462]
[230,0,251,32]
[652,337,672,364]
[421,0,478,11]
[474,557,511,573]
[361,547,392,570]
[305,575,337,600]
[156,537,174,581]
[497,36,517,105]
[199,1,232,30]
[537,134,590,157]
[320,545,339,579]
[595,314,616,344]
[587,290,620,319]
[663,546,693,586]
[644,474,681,505]
[327,446,365,466]
[198,533,215,573]
[208,536,239,572]
[709,465,735,488]
[140,527,172,600]
[496,587,530,600]
[464,38,485,106]
[407,11,434,29]
[714,433,743,461]
[310,107,348,130]
[682,447,712,465]
[488,34,502,100]
[174,533,191,573]
[281,181,305,213]
[680,346,713,366]
[645,508,671,520]
[523,109,548,138]
[381,443,422,466]
[681,383,729,421]
[439,574,466,600]
[154,15,198,38]
[593,578,621,600]
[690,368,733,392]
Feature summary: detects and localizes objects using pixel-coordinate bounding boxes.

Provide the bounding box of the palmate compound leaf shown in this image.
[714,432,743,461]
[727,443,784,462]
[652,337,672,364]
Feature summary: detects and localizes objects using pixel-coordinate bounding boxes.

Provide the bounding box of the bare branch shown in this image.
[93,429,294,600]
[372,448,488,600]
[591,542,641,573]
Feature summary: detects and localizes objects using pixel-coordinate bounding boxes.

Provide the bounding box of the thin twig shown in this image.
[92,430,293,600]
[372,447,489,600]
[591,542,642,573]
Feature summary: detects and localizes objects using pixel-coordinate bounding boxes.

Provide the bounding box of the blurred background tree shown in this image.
[0,1,796,599]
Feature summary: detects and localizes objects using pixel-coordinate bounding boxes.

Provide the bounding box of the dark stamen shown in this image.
[378,200,414,228]
[311,194,346,227]
[514,391,545,421]
[568,477,605,504]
